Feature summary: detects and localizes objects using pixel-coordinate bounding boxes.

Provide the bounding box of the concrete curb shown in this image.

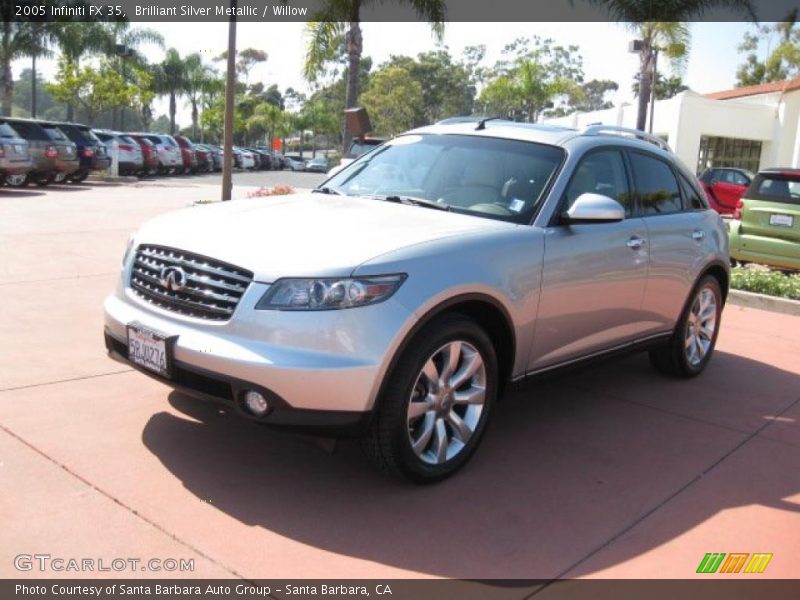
[728,289,800,317]
[87,175,140,184]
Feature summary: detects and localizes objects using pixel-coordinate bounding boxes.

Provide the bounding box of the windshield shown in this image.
[325,134,565,223]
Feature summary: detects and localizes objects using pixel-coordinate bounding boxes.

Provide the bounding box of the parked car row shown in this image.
[0,116,319,188]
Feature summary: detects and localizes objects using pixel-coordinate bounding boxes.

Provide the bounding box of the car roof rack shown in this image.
[580,125,672,152]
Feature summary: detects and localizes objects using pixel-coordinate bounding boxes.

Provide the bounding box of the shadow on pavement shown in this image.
[0,188,46,198]
[141,350,799,579]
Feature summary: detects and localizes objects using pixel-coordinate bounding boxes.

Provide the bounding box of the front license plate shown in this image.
[769,213,793,227]
[127,324,173,378]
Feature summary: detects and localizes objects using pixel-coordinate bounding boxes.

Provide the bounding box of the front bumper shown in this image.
[104,282,414,431]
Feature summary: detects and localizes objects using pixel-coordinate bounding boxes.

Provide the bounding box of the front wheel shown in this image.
[649,275,722,378]
[362,314,498,483]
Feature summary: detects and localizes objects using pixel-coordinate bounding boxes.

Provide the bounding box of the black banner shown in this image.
[5,0,800,23]
[4,580,800,600]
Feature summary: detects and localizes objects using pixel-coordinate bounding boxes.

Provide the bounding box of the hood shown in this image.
[134,193,512,281]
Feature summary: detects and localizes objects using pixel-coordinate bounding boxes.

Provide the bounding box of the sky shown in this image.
[14,21,757,126]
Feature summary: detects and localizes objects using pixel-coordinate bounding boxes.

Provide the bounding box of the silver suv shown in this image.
[104,121,729,482]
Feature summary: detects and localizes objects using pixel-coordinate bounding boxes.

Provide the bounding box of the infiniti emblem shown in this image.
[159,266,187,292]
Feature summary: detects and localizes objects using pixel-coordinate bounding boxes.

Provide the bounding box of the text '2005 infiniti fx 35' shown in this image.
[104,120,729,482]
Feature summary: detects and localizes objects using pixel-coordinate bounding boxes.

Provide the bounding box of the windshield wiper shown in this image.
[381,195,450,212]
[313,186,343,195]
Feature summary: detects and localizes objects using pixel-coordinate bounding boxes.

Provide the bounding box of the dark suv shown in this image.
[173,135,198,174]
[43,122,110,183]
[0,119,33,186]
[4,118,79,186]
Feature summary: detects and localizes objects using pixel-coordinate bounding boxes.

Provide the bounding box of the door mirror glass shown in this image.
[563,193,626,223]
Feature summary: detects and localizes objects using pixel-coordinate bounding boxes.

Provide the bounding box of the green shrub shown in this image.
[730,267,800,300]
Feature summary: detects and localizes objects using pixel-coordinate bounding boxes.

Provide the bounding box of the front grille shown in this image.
[130,245,253,321]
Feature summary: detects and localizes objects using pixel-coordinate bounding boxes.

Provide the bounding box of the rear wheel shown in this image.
[649,275,722,378]
[53,171,67,184]
[362,314,498,483]
[69,171,88,183]
[5,173,28,187]
[34,173,53,187]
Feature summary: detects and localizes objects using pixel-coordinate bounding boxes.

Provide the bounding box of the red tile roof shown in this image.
[705,77,800,100]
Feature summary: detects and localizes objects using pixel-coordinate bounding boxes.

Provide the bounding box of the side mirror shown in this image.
[562,193,626,224]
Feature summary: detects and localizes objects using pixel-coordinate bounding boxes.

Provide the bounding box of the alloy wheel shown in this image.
[684,286,718,366]
[406,341,487,465]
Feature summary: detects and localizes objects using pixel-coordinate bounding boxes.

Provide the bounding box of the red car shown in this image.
[173,135,198,174]
[699,167,753,215]
[128,135,159,176]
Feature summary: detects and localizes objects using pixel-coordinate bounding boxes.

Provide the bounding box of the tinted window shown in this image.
[77,127,101,143]
[94,132,112,142]
[747,174,800,205]
[42,126,68,141]
[564,150,631,215]
[7,121,48,140]
[679,174,707,210]
[144,135,162,144]
[630,152,683,215]
[0,122,19,138]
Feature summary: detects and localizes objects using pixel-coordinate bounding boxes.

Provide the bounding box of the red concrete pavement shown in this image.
[1,183,798,580]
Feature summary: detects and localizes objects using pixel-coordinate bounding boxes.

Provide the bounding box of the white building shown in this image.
[544,77,800,174]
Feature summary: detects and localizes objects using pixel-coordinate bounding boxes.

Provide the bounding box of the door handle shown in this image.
[692,230,706,241]
[626,236,647,250]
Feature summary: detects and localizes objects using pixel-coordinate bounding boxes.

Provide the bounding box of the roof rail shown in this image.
[580,124,672,152]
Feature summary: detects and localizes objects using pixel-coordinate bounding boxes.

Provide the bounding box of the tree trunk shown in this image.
[169,92,177,134]
[636,46,654,132]
[191,100,198,139]
[342,19,363,154]
[0,23,13,117]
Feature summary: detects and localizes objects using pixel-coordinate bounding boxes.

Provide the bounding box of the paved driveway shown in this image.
[1,182,798,580]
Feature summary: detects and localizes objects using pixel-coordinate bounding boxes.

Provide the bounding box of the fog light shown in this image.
[243,390,269,416]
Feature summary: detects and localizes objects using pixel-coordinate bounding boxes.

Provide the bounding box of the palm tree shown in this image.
[184,54,216,139]
[155,48,190,135]
[587,0,755,131]
[0,21,38,116]
[302,0,446,151]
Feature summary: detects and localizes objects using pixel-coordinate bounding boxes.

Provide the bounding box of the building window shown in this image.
[697,136,762,174]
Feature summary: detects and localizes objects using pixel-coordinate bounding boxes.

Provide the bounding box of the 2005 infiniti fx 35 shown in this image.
[104,120,729,482]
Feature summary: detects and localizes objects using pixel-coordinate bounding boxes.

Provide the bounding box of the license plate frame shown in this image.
[126,323,177,379]
[769,213,794,228]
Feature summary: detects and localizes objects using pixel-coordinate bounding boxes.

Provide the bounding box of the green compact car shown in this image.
[728,169,800,270]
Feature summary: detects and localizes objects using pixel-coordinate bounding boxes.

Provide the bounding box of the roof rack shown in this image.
[580,125,672,152]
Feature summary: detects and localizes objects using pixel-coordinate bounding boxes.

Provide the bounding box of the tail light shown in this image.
[0,147,5,158]
[119,144,135,152]
[82,147,95,158]
[45,146,58,158]
[733,200,744,220]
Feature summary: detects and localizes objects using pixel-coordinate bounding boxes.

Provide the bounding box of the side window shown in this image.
[732,171,749,186]
[564,150,632,215]
[629,152,682,215]
[679,174,707,210]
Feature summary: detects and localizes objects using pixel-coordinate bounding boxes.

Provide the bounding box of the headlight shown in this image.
[255,275,406,311]
[122,235,136,266]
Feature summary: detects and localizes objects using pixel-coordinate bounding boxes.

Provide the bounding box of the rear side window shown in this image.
[7,121,48,141]
[94,132,112,142]
[747,174,800,205]
[0,122,19,138]
[78,127,101,143]
[42,126,68,141]
[144,135,162,144]
[678,174,708,210]
[629,152,683,215]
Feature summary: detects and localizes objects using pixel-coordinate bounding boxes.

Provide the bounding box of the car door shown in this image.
[529,148,650,370]
[630,150,711,332]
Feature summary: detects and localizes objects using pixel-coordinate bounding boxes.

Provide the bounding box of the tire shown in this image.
[5,173,28,187]
[649,275,723,378]
[69,171,88,183]
[34,173,53,187]
[361,314,498,483]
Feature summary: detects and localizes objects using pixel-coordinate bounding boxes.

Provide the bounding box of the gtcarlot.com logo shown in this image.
[14,554,195,573]
[696,552,772,574]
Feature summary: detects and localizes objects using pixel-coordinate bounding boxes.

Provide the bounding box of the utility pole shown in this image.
[221,0,237,201]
